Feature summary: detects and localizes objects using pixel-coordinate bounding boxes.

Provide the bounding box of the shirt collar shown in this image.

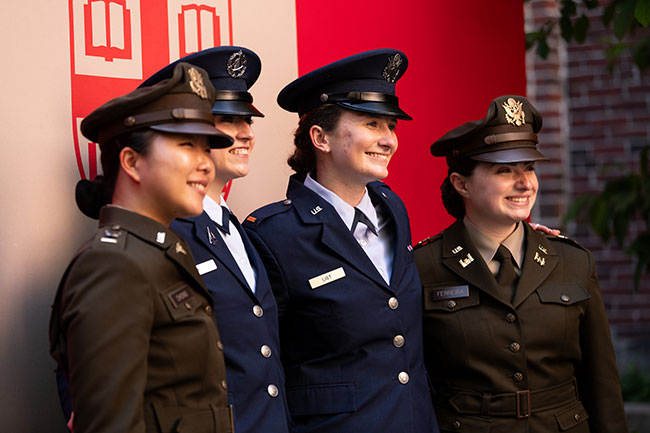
[463,217,526,269]
[203,194,228,225]
[304,173,378,232]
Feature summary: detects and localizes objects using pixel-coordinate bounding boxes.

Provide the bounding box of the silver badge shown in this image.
[451,245,464,255]
[156,232,166,244]
[227,49,247,78]
[459,253,474,268]
[311,205,323,215]
[382,53,402,83]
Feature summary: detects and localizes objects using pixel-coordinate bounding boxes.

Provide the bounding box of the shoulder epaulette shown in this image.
[414,233,442,250]
[243,199,293,228]
[93,226,127,249]
[547,233,587,251]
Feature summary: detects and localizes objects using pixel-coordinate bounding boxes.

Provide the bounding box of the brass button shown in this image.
[260,345,272,358]
[204,305,212,314]
[283,199,292,206]
[398,371,409,384]
[505,313,516,323]
[217,340,223,351]
[253,305,263,317]
[453,420,462,430]
[561,294,570,302]
[513,372,524,382]
[123,116,136,126]
[509,342,521,353]
[388,297,399,310]
[184,302,192,310]
[447,300,457,309]
[221,380,227,390]
[393,335,405,348]
[574,413,581,422]
[267,384,279,397]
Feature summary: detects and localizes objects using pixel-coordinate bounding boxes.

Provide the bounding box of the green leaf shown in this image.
[635,0,650,26]
[615,0,638,39]
[574,14,590,42]
[603,1,619,26]
[590,197,612,240]
[613,211,630,246]
[560,14,574,41]
[525,31,539,50]
[632,37,650,70]
[564,194,595,222]
[561,0,578,16]
[536,36,550,59]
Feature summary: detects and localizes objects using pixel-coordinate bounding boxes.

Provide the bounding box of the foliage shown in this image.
[565,146,650,290]
[525,0,650,71]
[620,364,650,402]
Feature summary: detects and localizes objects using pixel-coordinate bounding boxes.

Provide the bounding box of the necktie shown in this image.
[350,208,377,236]
[214,206,231,235]
[494,245,518,293]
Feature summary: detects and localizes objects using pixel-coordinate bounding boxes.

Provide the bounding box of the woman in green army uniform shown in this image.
[49,63,235,433]
[414,95,628,433]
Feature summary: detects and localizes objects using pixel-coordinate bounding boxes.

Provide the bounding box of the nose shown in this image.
[378,124,398,150]
[514,167,533,189]
[197,148,214,175]
[236,120,254,142]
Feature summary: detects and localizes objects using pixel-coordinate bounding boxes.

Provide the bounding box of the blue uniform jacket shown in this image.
[172,211,291,433]
[243,174,439,433]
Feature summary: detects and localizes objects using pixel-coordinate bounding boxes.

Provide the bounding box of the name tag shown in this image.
[196,259,217,275]
[309,267,346,289]
[429,285,469,301]
[168,286,193,308]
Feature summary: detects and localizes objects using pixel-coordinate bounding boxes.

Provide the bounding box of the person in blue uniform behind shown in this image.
[243,49,439,433]
[141,46,292,433]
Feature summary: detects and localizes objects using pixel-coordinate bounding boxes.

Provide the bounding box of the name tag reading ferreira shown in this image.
[429,285,469,301]
[309,267,346,289]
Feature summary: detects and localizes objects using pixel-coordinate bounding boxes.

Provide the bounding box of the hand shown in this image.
[530,222,561,237]
[67,411,74,432]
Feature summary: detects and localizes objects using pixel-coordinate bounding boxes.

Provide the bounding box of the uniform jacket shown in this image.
[49,206,232,433]
[413,220,628,433]
[171,211,291,433]
[243,174,439,433]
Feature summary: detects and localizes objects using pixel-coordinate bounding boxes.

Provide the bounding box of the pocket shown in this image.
[150,403,233,433]
[287,383,356,416]
[536,283,591,306]
[554,401,589,431]
[423,284,479,312]
[434,406,491,432]
[160,282,196,321]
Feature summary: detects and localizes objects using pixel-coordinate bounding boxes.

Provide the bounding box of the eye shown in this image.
[179,141,194,147]
[495,165,512,174]
[244,116,254,125]
[388,122,397,131]
[219,115,235,123]
[366,120,378,128]
[525,163,536,172]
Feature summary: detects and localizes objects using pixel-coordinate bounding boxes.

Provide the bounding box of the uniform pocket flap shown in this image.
[423,284,479,312]
[554,401,589,431]
[536,283,591,306]
[287,383,356,416]
[160,283,195,321]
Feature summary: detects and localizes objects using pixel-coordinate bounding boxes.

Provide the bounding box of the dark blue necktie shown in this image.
[350,208,377,236]
[214,206,231,235]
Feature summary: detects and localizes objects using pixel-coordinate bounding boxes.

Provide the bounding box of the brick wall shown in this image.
[524,0,650,368]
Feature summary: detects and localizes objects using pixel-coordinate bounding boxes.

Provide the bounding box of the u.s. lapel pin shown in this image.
[311,205,323,215]
[207,227,218,245]
[534,251,546,267]
[175,242,187,255]
[459,253,474,268]
[451,245,463,255]
[538,244,548,254]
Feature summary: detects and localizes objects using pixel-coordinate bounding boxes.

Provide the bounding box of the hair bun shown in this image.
[75,177,110,219]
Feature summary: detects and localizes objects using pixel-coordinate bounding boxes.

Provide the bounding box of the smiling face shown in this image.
[134,132,214,225]
[317,110,398,192]
[208,114,255,193]
[455,161,538,234]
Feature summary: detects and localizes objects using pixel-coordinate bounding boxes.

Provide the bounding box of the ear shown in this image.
[309,125,330,154]
[449,172,469,198]
[119,147,143,184]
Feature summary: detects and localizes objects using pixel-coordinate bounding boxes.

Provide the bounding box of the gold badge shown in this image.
[451,245,464,255]
[534,251,546,267]
[538,244,548,254]
[188,67,208,99]
[502,97,526,126]
[459,253,474,268]
[175,242,187,255]
[382,53,402,83]
[227,49,247,78]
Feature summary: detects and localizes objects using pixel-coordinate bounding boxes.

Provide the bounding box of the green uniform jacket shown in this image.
[49,206,233,433]
[414,220,628,433]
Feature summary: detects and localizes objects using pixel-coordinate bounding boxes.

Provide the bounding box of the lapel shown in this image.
[288,175,392,291]
[191,211,257,299]
[511,222,558,308]
[441,220,512,306]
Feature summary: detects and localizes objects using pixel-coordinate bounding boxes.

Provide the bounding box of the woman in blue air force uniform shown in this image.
[142,46,292,433]
[243,50,439,433]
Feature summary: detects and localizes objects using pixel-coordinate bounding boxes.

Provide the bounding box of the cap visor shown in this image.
[471,147,549,163]
[150,122,234,148]
[212,100,264,117]
[339,101,412,120]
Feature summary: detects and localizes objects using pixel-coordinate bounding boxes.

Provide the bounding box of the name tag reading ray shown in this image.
[196,259,217,275]
[429,285,469,302]
[309,267,346,289]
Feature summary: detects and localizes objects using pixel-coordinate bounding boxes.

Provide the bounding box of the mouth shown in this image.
[229,147,250,157]
[366,152,389,161]
[506,196,530,204]
[187,181,207,194]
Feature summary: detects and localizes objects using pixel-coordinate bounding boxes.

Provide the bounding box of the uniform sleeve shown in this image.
[244,227,290,320]
[577,249,628,433]
[60,249,154,433]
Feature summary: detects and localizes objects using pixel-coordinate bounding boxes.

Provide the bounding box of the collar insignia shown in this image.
[502,97,525,126]
[534,251,546,267]
[311,205,323,215]
[156,232,166,244]
[451,245,464,255]
[207,227,218,246]
[188,67,208,99]
[175,242,187,255]
[459,253,474,268]
[227,49,247,78]
[538,244,548,254]
[382,53,402,83]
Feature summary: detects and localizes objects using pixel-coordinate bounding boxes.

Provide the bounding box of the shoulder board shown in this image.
[547,233,587,251]
[243,199,293,228]
[93,227,127,249]
[414,233,442,250]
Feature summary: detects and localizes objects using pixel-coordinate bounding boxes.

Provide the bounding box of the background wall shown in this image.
[0,1,525,431]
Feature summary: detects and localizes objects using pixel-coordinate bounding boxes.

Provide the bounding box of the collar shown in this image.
[463,217,525,269]
[203,194,230,224]
[304,173,379,231]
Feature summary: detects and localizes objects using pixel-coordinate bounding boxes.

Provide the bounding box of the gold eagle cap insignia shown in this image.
[382,53,402,83]
[188,67,209,100]
[502,97,526,127]
[227,49,247,78]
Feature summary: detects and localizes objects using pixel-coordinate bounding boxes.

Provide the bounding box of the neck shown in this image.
[314,162,367,207]
[206,179,227,203]
[112,191,172,227]
[464,213,517,244]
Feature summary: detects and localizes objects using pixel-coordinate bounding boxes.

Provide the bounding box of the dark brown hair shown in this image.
[440,158,480,220]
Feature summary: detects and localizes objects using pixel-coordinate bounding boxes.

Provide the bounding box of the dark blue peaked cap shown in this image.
[140,46,264,117]
[277,49,411,120]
